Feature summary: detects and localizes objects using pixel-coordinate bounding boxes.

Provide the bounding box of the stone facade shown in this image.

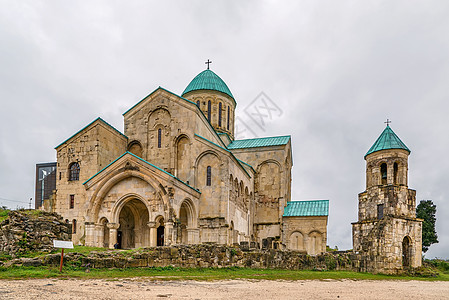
[42,69,328,254]
[352,131,423,273]
[282,216,327,255]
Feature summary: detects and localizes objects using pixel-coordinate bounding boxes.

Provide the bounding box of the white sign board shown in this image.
[53,240,74,249]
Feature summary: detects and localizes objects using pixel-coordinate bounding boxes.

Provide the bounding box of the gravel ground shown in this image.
[0,278,448,300]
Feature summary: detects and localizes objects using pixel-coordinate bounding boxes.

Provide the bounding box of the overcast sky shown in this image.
[0,0,448,258]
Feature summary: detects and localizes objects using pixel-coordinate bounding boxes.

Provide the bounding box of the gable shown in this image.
[55,117,127,150]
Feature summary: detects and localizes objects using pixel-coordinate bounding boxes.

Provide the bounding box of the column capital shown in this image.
[147,221,157,228]
[107,222,120,230]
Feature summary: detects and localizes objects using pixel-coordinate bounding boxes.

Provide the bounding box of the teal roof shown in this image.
[83,152,200,193]
[283,200,329,217]
[227,136,290,149]
[365,126,410,158]
[182,69,235,100]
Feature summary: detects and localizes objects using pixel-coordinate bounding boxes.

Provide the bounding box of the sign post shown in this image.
[53,240,74,272]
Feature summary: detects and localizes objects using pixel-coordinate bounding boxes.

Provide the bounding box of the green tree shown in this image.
[416,200,438,252]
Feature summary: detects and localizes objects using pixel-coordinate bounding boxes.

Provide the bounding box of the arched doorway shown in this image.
[117,198,149,249]
[156,217,165,246]
[402,236,412,267]
[179,203,189,244]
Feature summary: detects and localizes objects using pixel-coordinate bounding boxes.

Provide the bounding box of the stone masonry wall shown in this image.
[0,210,71,257]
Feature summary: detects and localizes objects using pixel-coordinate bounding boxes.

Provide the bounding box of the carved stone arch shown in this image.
[194,150,222,187]
[87,169,169,222]
[289,230,305,251]
[127,140,143,157]
[307,230,323,255]
[256,160,282,203]
[179,198,197,228]
[174,134,191,182]
[256,159,282,173]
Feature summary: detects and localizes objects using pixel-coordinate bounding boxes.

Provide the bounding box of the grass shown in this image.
[1,266,449,281]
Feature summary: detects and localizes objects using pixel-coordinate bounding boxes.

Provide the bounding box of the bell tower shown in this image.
[352,123,423,273]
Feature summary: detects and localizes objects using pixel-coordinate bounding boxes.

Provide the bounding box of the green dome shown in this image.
[365,125,410,158]
[182,69,234,100]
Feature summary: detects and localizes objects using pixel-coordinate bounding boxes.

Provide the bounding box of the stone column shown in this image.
[107,223,120,249]
[147,222,157,247]
[84,222,95,247]
[94,223,104,248]
[165,221,174,246]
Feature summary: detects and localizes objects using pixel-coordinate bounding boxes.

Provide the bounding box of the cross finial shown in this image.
[205,59,212,70]
[385,119,391,126]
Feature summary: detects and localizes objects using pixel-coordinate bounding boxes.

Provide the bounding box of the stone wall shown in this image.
[0,210,71,257]
[2,244,358,272]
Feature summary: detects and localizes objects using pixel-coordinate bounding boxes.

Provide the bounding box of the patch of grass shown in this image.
[0,266,448,281]
[64,245,109,255]
[0,208,9,223]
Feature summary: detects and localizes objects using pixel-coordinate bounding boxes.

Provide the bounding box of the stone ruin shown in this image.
[0,210,71,257]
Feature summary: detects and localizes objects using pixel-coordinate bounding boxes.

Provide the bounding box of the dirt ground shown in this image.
[0,278,448,300]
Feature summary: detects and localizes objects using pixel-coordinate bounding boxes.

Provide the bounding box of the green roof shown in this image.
[182,69,235,101]
[283,200,329,217]
[83,152,200,193]
[227,136,290,149]
[365,126,410,158]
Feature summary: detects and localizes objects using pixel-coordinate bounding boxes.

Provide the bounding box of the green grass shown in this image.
[1,266,448,281]
[0,208,9,223]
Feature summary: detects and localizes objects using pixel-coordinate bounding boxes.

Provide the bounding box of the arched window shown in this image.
[69,162,80,181]
[158,128,162,148]
[394,163,399,185]
[207,100,211,121]
[227,106,230,130]
[72,219,77,234]
[218,102,222,127]
[381,163,387,185]
[196,100,200,107]
[206,166,211,186]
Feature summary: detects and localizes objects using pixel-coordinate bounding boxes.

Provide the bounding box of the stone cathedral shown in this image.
[43,67,329,254]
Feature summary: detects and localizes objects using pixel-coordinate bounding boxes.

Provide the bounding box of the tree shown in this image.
[416,200,438,252]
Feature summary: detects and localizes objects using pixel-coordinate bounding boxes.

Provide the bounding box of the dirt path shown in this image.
[0,278,448,299]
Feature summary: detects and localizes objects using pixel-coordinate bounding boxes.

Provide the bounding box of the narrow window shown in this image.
[227,106,230,130]
[72,219,77,234]
[158,128,162,148]
[219,102,222,127]
[206,166,211,186]
[59,172,62,180]
[381,163,387,185]
[394,163,399,185]
[69,162,80,181]
[377,204,384,219]
[207,100,211,121]
[70,194,75,209]
[196,100,200,107]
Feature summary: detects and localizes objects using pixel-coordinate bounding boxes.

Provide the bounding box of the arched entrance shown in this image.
[179,203,188,244]
[402,236,412,267]
[156,217,165,246]
[117,198,149,249]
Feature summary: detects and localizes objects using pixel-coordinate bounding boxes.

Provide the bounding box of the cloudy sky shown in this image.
[0,0,448,258]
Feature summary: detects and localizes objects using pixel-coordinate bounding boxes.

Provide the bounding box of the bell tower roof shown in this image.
[365,125,410,158]
[182,69,235,101]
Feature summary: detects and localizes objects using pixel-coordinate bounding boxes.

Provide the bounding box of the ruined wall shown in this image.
[352,215,422,272]
[0,210,71,257]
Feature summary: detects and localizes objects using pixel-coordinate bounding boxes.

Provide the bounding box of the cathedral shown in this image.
[42,66,329,254]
